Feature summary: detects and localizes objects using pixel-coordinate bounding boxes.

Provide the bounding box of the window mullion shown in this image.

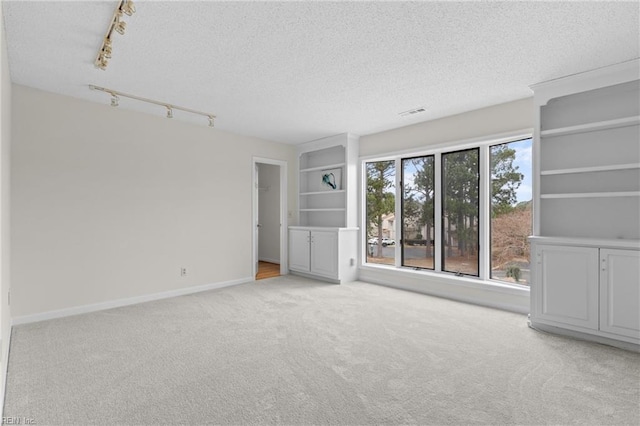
[434,152,442,272]
[394,157,402,267]
[479,145,491,280]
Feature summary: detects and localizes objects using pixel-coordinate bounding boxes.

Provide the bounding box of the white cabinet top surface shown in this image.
[529,236,640,250]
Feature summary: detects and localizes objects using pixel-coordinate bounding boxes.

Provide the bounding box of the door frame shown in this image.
[252,157,288,278]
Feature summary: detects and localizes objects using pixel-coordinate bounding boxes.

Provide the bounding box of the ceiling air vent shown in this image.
[398,107,427,117]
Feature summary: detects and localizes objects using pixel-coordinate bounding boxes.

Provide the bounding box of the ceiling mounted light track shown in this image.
[89,85,217,127]
[94,0,136,70]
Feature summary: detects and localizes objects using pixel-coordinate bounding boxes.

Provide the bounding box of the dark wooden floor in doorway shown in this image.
[257,261,280,280]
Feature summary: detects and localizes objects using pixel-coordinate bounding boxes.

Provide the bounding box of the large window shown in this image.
[442,148,479,276]
[402,156,435,269]
[366,160,396,265]
[490,139,532,285]
[363,136,532,288]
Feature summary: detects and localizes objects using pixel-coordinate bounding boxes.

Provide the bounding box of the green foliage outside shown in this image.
[367,143,524,262]
[366,161,395,257]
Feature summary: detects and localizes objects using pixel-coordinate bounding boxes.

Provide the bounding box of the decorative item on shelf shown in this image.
[320,168,342,191]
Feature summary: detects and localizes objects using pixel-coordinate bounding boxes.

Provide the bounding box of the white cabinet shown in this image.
[600,249,640,339]
[533,244,599,330]
[309,231,338,277]
[288,227,358,283]
[289,229,311,271]
[530,238,640,347]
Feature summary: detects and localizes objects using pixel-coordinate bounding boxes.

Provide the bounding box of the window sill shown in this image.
[358,263,530,313]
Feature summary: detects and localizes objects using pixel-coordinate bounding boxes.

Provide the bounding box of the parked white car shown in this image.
[368,237,395,246]
[381,238,395,246]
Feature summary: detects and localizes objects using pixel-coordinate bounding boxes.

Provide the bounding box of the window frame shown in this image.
[359,131,532,289]
[401,154,436,270]
[441,147,480,277]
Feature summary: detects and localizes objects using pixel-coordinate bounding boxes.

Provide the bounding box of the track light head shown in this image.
[110,94,119,107]
[97,56,109,70]
[122,0,136,16]
[166,107,173,119]
[208,116,215,127]
[114,19,126,35]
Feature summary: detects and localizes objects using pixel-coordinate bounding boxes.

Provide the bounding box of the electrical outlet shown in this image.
[180,267,187,277]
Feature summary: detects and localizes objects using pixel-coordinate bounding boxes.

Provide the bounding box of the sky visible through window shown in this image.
[510,138,532,203]
[401,139,533,203]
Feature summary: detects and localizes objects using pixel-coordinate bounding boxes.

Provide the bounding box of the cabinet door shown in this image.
[289,230,310,272]
[534,245,599,330]
[310,231,338,278]
[600,249,640,339]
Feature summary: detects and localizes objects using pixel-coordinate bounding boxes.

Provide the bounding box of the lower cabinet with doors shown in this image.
[288,226,358,283]
[529,237,640,348]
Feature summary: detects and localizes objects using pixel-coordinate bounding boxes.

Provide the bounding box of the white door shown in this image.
[289,230,310,272]
[310,231,338,278]
[600,249,640,339]
[535,244,599,330]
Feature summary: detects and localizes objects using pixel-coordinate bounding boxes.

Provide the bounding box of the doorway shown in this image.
[252,157,288,280]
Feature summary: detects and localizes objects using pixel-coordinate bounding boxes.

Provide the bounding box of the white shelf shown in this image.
[300,208,346,212]
[300,190,346,196]
[541,191,640,199]
[299,162,345,173]
[541,163,640,176]
[540,116,640,138]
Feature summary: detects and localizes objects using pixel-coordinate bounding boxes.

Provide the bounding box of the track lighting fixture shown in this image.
[90,85,217,128]
[94,0,136,70]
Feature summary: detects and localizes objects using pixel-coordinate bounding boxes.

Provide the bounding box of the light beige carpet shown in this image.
[4,275,640,425]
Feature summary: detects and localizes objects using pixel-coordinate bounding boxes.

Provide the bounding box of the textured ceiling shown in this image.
[3,1,639,144]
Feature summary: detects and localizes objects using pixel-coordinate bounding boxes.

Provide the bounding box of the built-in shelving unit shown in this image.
[296,133,359,228]
[289,133,360,284]
[533,71,640,240]
[529,59,640,350]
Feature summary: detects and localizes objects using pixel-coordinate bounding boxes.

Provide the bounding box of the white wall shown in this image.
[258,163,280,264]
[360,98,533,156]
[0,3,12,408]
[358,98,534,313]
[11,85,296,319]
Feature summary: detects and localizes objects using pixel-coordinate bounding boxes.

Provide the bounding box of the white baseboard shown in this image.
[1,324,12,419]
[529,321,640,352]
[258,257,280,264]
[12,277,252,326]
